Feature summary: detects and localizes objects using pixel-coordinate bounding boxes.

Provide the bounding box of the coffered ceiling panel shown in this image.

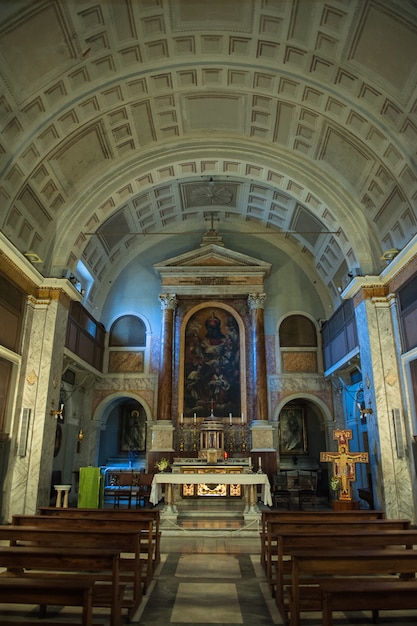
[0,0,416,315]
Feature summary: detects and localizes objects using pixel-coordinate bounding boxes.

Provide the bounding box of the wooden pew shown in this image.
[288,548,417,626]
[13,512,157,594]
[272,529,417,623]
[0,545,122,626]
[320,579,417,626]
[0,577,94,626]
[0,525,143,622]
[260,509,386,571]
[38,506,161,570]
[264,516,410,589]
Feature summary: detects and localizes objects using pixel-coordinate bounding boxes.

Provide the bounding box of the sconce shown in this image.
[77,428,84,454]
[359,407,373,416]
[51,403,64,418]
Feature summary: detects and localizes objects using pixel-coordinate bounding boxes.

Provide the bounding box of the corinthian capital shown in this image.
[247,292,266,310]
[159,293,178,310]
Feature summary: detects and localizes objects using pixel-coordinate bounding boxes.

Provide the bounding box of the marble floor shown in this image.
[1,530,417,625]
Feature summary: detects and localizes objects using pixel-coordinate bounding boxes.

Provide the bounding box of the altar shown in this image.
[150,470,273,514]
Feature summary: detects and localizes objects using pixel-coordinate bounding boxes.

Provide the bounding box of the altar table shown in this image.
[150,472,273,511]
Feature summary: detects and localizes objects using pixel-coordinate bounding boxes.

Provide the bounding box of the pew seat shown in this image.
[320,579,417,626]
[0,577,95,626]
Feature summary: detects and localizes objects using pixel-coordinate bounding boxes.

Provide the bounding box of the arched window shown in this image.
[279,315,318,373]
[109,315,146,347]
[279,315,317,347]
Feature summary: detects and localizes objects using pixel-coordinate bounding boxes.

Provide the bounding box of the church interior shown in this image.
[1,0,417,623]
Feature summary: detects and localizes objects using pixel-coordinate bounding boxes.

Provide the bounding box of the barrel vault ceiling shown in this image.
[0,0,417,313]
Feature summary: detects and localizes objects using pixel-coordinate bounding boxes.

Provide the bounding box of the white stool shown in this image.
[54,484,72,508]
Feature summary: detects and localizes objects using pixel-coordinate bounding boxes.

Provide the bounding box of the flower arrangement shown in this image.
[329,475,341,492]
[155,457,170,472]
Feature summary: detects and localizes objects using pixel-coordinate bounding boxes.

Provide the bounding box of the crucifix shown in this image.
[205,212,220,233]
[320,429,369,501]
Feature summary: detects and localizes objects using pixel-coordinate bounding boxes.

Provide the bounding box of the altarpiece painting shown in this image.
[183,307,241,417]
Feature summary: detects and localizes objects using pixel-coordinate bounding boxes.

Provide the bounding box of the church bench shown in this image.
[265,517,411,587]
[37,506,161,568]
[0,525,143,622]
[288,548,417,626]
[262,512,407,579]
[0,545,122,626]
[0,577,95,626]
[260,509,386,571]
[264,517,411,590]
[319,579,417,626]
[271,529,417,623]
[12,513,156,596]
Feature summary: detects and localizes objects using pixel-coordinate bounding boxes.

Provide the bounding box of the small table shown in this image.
[54,484,72,508]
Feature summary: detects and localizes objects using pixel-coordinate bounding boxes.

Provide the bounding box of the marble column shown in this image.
[157,294,177,421]
[247,293,268,420]
[152,294,177,453]
[247,293,274,452]
[354,289,414,520]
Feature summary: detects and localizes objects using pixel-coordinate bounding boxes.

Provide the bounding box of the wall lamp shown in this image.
[359,407,373,416]
[77,428,84,453]
[50,403,64,418]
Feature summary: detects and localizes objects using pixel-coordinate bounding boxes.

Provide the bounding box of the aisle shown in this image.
[131,534,417,626]
[132,536,278,626]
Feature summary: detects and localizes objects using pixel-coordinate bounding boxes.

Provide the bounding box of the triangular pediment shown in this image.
[154,243,271,271]
[154,243,271,296]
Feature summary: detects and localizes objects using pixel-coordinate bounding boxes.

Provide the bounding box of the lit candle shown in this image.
[229,413,232,425]
[193,413,196,425]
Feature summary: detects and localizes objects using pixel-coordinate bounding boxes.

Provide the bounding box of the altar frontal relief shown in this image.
[184,308,241,417]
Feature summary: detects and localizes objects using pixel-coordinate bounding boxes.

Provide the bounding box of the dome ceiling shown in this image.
[0,0,416,312]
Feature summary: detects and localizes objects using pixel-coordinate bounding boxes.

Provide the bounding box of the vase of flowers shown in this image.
[329,475,341,499]
[155,457,170,473]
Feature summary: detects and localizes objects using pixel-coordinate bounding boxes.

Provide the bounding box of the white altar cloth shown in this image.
[150,472,272,507]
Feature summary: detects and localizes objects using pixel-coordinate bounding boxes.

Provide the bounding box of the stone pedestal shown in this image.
[150,420,174,451]
[54,484,71,508]
[250,420,274,451]
[332,499,361,511]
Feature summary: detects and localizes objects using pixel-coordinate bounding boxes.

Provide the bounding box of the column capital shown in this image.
[159,293,178,310]
[247,292,266,310]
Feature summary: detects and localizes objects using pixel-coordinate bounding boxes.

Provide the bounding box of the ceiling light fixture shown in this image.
[380,248,400,262]
[24,251,43,263]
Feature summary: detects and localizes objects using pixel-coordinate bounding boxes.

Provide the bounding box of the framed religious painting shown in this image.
[279,406,306,454]
[119,403,146,452]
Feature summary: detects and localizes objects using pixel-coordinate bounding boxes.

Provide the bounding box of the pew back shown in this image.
[289,548,417,626]
[260,509,386,569]
[12,513,157,594]
[0,545,122,626]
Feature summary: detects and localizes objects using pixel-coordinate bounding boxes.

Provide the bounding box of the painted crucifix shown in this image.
[320,429,369,501]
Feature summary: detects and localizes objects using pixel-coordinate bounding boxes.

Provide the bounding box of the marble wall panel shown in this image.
[108,350,144,372]
[282,351,317,372]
